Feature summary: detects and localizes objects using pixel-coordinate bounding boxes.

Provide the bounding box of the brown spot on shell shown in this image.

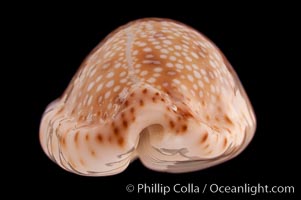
[200,132,208,144]
[61,137,66,146]
[139,99,144,106]
[74,131,79,144]
[182,125,188,132]
[91,150,96,156]
[132,116,136,122]
[224,115,234,125]
[215,116,220,122]
[117,137,124,147]
[85,134,89,141]
[78,115,84,121]
[121,112,125,118]
[169,120,175,129]
[113,127,119,136]
[142,88,148,94]
[223,138,228,148]
[177,107,193,119]
[96,134,103,143]
[96,110,101,117]
[123,120,128,128]
[130,107,135,114]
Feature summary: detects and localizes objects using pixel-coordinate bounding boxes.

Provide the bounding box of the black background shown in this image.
[10,3,299,200]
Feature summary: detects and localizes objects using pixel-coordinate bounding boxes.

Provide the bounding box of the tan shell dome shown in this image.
[40,18,256,176]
